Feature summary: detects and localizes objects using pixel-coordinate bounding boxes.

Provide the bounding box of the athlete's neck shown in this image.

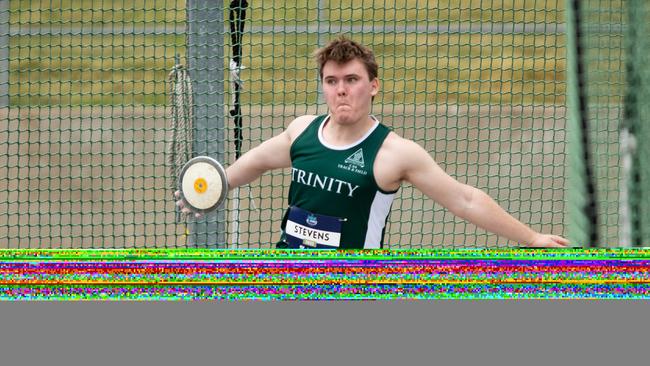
[322,115,376,147]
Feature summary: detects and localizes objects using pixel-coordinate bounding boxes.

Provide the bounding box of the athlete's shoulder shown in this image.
[378,131,432,168]
[381,131,418,151]
[286,114,321,141]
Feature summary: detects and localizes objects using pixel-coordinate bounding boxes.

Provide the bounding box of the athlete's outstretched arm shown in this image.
[225,130,292,189]
[175,115,314,218]
[174,131,291,218]
[395,138,568,248]
[225,114,314,188]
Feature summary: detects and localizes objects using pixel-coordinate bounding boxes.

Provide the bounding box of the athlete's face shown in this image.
[321,59,379,125]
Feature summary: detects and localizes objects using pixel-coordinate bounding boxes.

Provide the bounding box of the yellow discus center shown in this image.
[193,178,208,194]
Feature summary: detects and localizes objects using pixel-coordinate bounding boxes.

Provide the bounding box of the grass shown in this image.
[9,34,184,105]
[8,0,568,106]
[252,0,566,25]
[11,0,567,25]
[10,0,187,24]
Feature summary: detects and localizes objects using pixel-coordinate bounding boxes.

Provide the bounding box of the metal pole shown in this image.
[228,0,248,249]
[621,0,645,247]
[187,0,226,248]
[0,2,9,107]
[619,128,636,247]
[316,0,327,107]
[565,0,600,247]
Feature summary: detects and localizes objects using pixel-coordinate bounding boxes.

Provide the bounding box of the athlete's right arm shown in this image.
[175,115,315,217]
[225,131,292,188]
[226,114,315,189]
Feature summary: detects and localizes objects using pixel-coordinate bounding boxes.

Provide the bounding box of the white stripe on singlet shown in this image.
[363,190,396,248]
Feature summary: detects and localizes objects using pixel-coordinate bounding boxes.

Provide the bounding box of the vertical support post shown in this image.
[621,0,640,247]
[622,0,650,247]
[565,0,600,247]
[565,0,586,246]
[0,2,9,107]
[637,2,650,247]
[316,0,327,107]
[317,0,327,47]
[187,0,226,248]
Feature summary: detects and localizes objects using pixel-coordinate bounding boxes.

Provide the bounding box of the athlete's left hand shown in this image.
[527,234,570,248]
[174,190,204,219]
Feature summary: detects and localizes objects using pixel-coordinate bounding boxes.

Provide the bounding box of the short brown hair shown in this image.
[314,35,378,81]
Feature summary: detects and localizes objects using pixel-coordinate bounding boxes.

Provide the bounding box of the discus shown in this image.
[178,156,228,215]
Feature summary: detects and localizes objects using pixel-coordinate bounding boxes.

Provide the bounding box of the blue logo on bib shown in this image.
[306,214,318,226]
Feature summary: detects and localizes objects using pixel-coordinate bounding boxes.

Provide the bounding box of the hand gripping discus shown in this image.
[178,156,229,215]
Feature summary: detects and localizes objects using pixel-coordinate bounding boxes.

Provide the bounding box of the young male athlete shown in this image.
[177,36,569,249]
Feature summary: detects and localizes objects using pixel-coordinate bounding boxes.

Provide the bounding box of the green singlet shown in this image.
[279,115,397,249]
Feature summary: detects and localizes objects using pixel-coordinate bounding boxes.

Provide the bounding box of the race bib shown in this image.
[284,206,343,249]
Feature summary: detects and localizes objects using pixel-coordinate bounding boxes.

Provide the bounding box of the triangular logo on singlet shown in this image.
[344,148,365,168]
